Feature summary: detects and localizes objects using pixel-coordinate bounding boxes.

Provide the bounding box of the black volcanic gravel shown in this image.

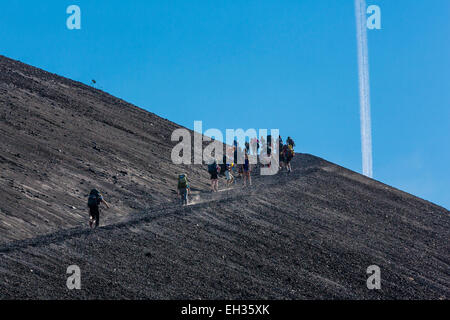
[0,55,448,299]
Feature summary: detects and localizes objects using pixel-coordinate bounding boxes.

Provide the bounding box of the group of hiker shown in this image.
[86,135,295,228]
[176,135,296,206]
[207,152,252,191]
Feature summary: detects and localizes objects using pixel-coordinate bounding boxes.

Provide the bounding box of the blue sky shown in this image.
[0,0,448,209]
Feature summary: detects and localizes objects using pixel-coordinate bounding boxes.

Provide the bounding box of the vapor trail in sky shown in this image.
[355,0,373,178]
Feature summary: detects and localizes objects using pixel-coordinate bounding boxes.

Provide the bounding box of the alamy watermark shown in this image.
[366,265,381,290]
[66,265,81,290]
[66,5,81,30]
[366,5,381,30]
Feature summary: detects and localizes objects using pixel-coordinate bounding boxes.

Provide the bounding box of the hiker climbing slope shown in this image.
[242,153,251,186]
[87,189,110,229]
[208,159,220,192]
[282,144,294,173]
[177,174,190,205]
[225,162,235,187]
[220,154,234,187]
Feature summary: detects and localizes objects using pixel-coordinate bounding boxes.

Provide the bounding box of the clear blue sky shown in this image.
[0,0,448,209]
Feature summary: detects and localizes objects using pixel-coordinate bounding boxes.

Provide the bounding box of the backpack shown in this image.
[87,189,100,207]
[288,145,294,157]
[178,174,188,188]
[208,162,217,173]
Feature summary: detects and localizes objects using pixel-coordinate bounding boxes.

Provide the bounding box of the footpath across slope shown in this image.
[0,154,448,299]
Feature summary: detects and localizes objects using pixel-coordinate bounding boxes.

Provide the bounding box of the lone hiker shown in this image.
[177,173,190,205]
[87,189,110,229]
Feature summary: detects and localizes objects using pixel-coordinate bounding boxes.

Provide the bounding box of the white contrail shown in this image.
[355,0,373,178]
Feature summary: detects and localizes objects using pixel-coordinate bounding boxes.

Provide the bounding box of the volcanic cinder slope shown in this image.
[0,55,211,244]
[0,55,449,299]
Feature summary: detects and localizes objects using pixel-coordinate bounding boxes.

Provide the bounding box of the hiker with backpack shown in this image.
[87,189,110,229]
[220,154,234,187]
[282,144,294,173]
[208,159,220,192]
[242,153,251,187]
[177,174,190,205]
